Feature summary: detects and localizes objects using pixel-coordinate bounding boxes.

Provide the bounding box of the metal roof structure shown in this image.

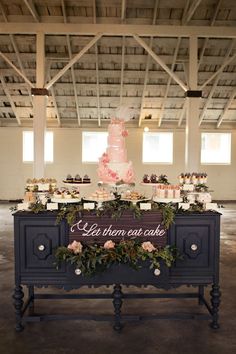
[0,0,235,128]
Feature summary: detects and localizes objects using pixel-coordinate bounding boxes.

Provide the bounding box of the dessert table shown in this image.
[13,209,221,332]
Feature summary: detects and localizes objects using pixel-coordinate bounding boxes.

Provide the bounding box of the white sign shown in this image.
[47,203,58,210]
[83,202,95,210]
[205,203,218,211]
[17,202,30,210]
[178,203,190,210]
[139,203,152,210]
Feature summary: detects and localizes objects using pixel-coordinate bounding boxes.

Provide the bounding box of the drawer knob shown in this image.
[38,244,45,251]
[75,268,82,276]
[191,244,198,251]
[154,268,161,276]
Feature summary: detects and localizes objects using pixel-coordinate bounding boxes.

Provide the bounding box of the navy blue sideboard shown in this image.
[13,211,221,331]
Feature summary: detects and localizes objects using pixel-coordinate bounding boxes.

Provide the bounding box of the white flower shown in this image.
[104,240,115,249]
[141,241,156,252]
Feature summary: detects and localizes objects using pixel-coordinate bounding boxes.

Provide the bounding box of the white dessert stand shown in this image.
[63,182,91,187]
[51,198,81,204]
[152,197,182,204]
[62,182,92,198]
[120,198,150,205]
[98,182,135,195]
[84,197,116,209]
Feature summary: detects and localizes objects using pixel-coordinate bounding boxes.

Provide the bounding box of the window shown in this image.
[201,133,231,164]
[22,131,54,163]
[82,132,108,163]
[142,132,173,163]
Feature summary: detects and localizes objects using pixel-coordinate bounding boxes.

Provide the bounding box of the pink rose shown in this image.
[67,240,83,254]
[123,166,135,183]
[141,241,156,252]
[104,240,115,249]
[101,153,110,164]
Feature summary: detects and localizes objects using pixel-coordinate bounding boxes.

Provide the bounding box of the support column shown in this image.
[33,32,47,178]
[185,36,201,172]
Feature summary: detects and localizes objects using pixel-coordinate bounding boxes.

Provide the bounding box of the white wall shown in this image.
[0,127,235,200]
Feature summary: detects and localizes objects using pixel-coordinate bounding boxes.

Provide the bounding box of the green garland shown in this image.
[55,200,176,229]
[96,200,142,220]
[56,203,84,225]
[55,239,178,277]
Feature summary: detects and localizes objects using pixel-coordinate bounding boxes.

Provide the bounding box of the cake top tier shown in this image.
[108,118,128,137]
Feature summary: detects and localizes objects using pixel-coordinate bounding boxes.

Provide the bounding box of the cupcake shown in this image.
[150,174,158,183]
[142,174,149,183]
[83,174,91,183]
[53,190,62,199]
[66,174,73,183]
[63,190,72,199]
[72,189,80,198]
[74,174,82,183]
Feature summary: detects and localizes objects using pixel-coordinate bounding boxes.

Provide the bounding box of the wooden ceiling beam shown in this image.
[199,39,236,125]
[0,0,34,125]
[0,23,236,38]
[181,0,203,25]
[61,0,81,126]
[138,0,159,127]
[45,33,103,90]
[0,52,35,88]
[23,0,40,22]
[119,0,126,107]
[133,34,188,91]
[0,74,21,125]
[93,0,101,126]
[217,89,236,128]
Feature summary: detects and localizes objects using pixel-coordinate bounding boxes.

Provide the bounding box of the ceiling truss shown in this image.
[0,0,235,129]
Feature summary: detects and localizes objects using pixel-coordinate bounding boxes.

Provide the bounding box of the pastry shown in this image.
[83,174,91,183]
[66,174,73,183]
[142,174,149,183]
[74,174,82,183]
[150,174,158,183]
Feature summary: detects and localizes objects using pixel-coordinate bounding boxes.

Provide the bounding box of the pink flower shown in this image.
[101,153,110,164]
[67,240,83,254]
[123,166,135,183]
[141,241,156,252]
[104,240,115,249]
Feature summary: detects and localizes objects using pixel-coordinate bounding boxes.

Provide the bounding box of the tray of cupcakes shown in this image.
[63,174,91,186]
[51,187,81,203]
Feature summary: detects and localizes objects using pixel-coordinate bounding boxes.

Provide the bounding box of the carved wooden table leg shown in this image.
[210,283,221,329]
[28,285,34,315]
[112,284,123,331]
[198,285,204,305]
[13,285,24,332]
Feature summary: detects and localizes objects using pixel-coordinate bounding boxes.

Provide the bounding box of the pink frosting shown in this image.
[107,147,127,163]
[97,118,135,183]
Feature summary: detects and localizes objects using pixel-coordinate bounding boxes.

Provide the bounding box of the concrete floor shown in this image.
[0,203,236,354]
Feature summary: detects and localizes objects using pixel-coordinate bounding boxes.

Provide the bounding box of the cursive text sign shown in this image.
[69,211,167,247]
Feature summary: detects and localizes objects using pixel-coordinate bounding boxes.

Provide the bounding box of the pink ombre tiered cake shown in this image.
[97,118,135,183]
